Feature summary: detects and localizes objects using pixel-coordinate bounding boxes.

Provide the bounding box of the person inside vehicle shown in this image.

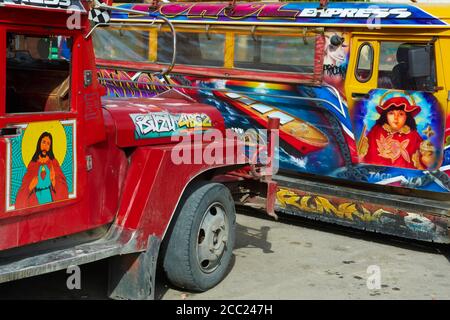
[391,44,415,90]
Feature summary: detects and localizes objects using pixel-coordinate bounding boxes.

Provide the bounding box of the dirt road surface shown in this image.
[0,210,449,300]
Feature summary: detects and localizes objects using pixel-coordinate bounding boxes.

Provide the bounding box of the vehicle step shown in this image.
[0,226,135,284]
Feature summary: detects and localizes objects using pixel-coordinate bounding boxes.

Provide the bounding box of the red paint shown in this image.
[159,3,193,18]
[258,4,299,19]
[187,3,226,18]
[0,5,251,253]
[103,96,225,148]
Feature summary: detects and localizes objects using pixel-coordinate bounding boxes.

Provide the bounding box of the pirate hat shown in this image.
[376,96,421,117]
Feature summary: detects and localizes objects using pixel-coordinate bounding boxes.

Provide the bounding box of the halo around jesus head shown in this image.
[21,121,67,166]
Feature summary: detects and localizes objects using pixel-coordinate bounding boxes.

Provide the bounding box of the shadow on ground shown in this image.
[155,221,274,299]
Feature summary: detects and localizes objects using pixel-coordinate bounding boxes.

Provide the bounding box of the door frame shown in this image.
[345,32,448,169]
[0,25,82,218]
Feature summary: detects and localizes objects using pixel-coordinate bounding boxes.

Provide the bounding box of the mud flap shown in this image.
[266,180,278,220]
[108,236,161,300]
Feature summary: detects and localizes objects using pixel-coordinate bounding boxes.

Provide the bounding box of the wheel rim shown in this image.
[196,202,229,273]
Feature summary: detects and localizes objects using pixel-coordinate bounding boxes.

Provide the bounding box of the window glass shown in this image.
[157,32,225,67]
[355,43,373,83]
[6,33,72,113]
[93,28,149,62]
[234,34,316,73]
[378,41,436,91]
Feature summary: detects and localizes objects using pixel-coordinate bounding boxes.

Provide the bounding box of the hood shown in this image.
[102,97,225,148]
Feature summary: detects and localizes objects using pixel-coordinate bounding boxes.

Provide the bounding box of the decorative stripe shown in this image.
[112,3,448,27]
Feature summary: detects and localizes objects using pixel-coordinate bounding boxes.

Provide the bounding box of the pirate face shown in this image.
[326,34,348,66]
[330,34,345,47]
[387,109,407,131]
[376,97,421,118]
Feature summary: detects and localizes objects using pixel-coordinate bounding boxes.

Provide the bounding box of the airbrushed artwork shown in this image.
[4,0,450,297]
[6,120,76,211]
[92,1,450,245]
[276,187,450,243]
[130,112,212,139]
[99,71,348,175]
[350,90,446,191]
[115,2,448,26]
[356,91,443,171]
[97,69,449,193]
[323,31,350,96]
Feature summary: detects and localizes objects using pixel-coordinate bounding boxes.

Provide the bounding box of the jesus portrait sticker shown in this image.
[6,120,77,211]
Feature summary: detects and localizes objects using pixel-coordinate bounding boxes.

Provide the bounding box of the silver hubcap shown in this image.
[196,202,228,273]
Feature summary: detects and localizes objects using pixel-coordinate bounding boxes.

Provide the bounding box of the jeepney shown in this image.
[94,1,450,243]
[0,0,278,298]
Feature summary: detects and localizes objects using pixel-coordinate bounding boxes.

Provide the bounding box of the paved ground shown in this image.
[0,210,449,300]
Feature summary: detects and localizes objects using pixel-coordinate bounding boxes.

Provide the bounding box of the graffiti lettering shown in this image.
[258,5,299,19]
[134,113,177,136]
[368,172,392,181]
[275,188,419,223]
[155,3,414,20]
[159,3,193,18]
[323,64,347,78]
[276,187,448,240]
[188,3,225,18]
[225,3,264,18]
[276,188,384,222]
[131,112,212,139]
[97,69,169,98]
[178,113,212,129]
[299,8,411,19]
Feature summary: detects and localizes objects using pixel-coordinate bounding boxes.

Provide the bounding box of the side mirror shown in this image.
[408,47,431,78]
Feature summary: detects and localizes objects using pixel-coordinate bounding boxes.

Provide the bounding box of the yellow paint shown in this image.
[346,33,448,113]
[345,37,379,113]
[416,4,450,25]
[21,121,67,166]
[148,28,158,62]
[276,188,389,223]
[224,32,234,68]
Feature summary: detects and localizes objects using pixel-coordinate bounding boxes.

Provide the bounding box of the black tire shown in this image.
[162,182,236,292]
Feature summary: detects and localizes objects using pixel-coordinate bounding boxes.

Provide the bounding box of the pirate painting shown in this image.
[358,95,436,170]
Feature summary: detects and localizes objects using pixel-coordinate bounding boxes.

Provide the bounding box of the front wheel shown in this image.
[162,182,236,292]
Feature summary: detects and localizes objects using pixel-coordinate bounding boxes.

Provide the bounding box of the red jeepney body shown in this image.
[0,1,275,299]
[0,2,248,254]
[0,3,111,250]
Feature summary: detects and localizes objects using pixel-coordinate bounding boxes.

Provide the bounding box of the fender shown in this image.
[112,138,246,251]
[103,97,225,148]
